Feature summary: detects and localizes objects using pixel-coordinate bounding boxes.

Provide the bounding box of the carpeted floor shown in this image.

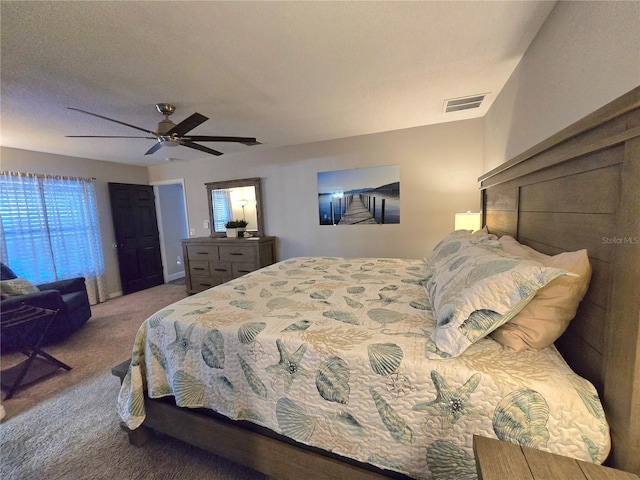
[0,282,271,480]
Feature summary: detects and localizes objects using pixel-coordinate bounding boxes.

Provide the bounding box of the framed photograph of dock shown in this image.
[317,165,400,225]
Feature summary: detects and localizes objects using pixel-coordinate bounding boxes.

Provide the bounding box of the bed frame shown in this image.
[116,86,640,477]
[481,86,639,474]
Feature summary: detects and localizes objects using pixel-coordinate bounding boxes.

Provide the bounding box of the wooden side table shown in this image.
[473,435,638,480]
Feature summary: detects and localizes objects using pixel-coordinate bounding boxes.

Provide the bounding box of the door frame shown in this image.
[151,178,190,283]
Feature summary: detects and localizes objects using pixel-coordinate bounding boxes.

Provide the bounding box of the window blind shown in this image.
[0,171,108,304]
[212,190,233,231]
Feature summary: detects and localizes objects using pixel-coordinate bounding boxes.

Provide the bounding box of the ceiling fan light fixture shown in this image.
[157,118,176,134]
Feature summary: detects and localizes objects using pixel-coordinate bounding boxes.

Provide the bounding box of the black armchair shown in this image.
[0,263,92,351]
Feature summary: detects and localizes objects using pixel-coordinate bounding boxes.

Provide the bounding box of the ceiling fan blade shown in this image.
[68,107,158,136]
[181,141,223,156]
[144,142,164,155]
[185,136,261,146]
[66,135,156,139]
[165,113,208,137]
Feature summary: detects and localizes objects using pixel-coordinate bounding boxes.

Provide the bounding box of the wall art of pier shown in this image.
[322,190,399,226]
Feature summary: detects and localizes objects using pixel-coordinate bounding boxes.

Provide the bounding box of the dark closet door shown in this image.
[108,183,164,295]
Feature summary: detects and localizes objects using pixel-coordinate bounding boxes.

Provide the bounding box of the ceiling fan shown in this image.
[66,103,261,156]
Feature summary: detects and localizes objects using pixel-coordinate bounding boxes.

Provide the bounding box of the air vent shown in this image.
[443,94,486,113]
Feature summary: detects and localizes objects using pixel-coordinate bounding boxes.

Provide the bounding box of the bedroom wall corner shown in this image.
[483,0,640,172]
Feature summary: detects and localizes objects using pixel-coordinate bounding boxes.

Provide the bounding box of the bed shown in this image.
[116,86,639,478]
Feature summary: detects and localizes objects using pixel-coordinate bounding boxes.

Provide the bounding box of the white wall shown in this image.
[484,1,640,171]
[155,182,188,278]
[0,147,149,296]
[148,119,484,262]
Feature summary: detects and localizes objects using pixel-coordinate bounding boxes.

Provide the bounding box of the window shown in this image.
[0,171,108,304]
[212,189,233,231]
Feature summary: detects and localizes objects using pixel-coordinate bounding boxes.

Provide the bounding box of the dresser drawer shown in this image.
[232,262,257,278]
[210,262,232,276]
[186,244,219,260]
[191,276,225,293]
[189,260,211,277]
[219,245,256,263]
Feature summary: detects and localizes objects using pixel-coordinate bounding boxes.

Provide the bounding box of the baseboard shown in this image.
[108,276,184,300]
[166,272,185,283]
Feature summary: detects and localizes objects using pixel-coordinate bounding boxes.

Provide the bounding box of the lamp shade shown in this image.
[454,211,482,232]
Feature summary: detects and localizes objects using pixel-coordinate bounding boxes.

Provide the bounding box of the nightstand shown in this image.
[473,435,638,480]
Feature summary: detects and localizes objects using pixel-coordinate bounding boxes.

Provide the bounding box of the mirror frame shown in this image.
[205,177,265,238]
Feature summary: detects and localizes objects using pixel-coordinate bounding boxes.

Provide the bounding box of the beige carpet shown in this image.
[0,282,271,480]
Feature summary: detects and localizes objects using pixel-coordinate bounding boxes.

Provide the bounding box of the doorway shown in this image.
[152,180,189,283]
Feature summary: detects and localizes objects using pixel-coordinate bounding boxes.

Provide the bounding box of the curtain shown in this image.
[0,171,108,304]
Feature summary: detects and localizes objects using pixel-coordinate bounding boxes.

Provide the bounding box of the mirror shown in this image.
[206,177,265,237]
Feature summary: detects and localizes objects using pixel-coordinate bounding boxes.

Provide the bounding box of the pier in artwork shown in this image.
[338,195,379,225]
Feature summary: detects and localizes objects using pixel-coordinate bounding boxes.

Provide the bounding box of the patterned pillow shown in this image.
[426,229,498,270]
[0,278,40,298]
[425,241,570,358]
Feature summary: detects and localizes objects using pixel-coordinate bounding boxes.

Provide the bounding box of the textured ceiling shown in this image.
[1,1,556,166]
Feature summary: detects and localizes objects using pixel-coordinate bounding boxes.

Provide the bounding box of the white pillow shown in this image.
[490,236,591,351]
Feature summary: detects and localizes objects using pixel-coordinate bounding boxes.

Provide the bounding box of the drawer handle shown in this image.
[193,267,206,271]
[214,268,228,272]
[238,270,252,274]
[229,252,245,256]
[197,251,210,255]
[200,283,213,287]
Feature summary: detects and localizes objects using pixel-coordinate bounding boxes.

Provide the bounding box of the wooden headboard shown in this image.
[479,87,640,474]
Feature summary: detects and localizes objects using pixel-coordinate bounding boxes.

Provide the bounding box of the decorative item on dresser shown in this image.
[181,236,276,294]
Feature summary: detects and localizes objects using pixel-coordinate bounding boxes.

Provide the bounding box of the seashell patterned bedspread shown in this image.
[118,257,610,479]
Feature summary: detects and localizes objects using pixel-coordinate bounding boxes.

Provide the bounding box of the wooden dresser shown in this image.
[181,236,276,294]
[473,435,639,480]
